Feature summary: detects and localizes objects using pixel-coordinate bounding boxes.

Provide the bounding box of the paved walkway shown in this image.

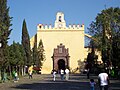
[0,74,120,90]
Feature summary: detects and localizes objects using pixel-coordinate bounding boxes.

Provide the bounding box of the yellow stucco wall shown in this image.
[35,29,85,74]
[30,12,102,74]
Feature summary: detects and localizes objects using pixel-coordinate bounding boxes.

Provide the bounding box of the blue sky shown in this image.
[7,0,120,45]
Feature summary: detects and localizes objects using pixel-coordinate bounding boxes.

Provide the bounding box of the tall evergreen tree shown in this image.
[32,40,38,65]
[37,39,46,68]
[0,0,12,80]
[22,19,32,66]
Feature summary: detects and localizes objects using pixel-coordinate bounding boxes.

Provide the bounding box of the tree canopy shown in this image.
[88,7,120,68]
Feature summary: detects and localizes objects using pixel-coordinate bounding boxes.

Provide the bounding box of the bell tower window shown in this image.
[54,12,66,28]
[59,16,62,22]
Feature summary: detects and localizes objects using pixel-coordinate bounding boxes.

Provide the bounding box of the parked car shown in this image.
[33,67,41,74]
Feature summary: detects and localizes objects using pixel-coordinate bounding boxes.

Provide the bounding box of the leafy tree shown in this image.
[86,40,99,73]
[0,0,12,81]
[22,19,32,66]
[9,42,24,66]
[88,7,120,69]
[8,42,25,75]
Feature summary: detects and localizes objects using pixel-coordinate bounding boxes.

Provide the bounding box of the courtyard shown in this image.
[0,74,120,90]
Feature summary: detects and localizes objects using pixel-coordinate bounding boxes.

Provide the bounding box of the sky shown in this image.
[7,0,120,45]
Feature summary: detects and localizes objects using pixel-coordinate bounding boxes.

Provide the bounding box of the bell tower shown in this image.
[54,12,66,28]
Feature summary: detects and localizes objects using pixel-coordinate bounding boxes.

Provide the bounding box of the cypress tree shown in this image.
[37,39,46,68]
[32,39,38,65]
[0,0,12,81]
[22,19,32,66]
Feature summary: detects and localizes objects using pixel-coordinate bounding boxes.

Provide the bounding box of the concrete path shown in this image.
[0,74,120,90]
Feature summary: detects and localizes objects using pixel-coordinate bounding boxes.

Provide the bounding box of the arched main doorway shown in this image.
[52,43,70,71]
[58,59,65,70]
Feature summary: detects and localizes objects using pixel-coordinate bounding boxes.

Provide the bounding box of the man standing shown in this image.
[53,70,57,81]
[60,69,64,80]
[87,68,90,79]
[65,68,70,80]
[28,65,33,79]
[98,69,110,90]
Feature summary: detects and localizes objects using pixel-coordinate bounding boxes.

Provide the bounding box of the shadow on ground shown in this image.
[10,74,120,90]
[10,80,91,90]
[110,81,120,90]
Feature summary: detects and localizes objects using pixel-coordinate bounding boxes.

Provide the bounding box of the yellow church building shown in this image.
[30,12,101,74]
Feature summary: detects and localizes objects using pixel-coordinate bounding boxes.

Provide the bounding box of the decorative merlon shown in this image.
[37,24,84,30]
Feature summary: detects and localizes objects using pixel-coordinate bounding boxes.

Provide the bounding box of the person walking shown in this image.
[110,69,115,78]
[2,72,7,82]
[87,68,90,79]
[65,68,70,80]
[12,70,16,81]
[53,70,57,81]
[28,65,33,79]
[98,69,110,90]
[14,71,18,82]
[60,69,64,80]
[90,79,96,90]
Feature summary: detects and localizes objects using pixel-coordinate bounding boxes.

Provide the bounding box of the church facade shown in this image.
[30,12,101,74]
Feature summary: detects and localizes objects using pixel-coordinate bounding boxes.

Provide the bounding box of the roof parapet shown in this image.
[37,24,84,30]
